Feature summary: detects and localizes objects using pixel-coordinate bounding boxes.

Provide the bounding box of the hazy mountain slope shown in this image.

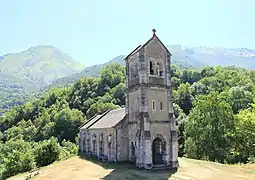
[167,45,205,68]
[0,45,85,114]
[0,73,30,114]
[177,46,255,69]
[48,45,255,89]
[0,45,85,88]
[2,44,255,114]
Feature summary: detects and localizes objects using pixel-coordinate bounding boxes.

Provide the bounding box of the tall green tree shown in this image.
[185,91,235,162]
[54,108,85,142]
[231,107,255,163]
[174,83,194,115]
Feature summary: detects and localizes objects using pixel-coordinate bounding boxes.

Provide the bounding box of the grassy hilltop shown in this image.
[8,156,255,180]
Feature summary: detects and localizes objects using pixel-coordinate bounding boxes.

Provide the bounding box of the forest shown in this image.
[0,63,254,179]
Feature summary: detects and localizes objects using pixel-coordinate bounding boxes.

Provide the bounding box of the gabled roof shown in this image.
[80,115,103,130]
[124,29,171,61]
[88,108,125,129]
[79,114,96,129]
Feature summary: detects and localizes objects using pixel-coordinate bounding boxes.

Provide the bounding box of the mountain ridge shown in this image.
[1,44,255,114]
[0,45,85,87]
[46,44,255,89]
[0,45,85,114]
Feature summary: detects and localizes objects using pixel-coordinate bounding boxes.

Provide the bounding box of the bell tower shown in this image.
[125,29,178,169]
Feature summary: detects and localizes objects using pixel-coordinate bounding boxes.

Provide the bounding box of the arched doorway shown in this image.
[152,137,165,165]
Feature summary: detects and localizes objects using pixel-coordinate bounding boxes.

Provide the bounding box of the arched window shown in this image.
[150,61,154,75]
[83,137,86,152]
[99,133,104,155]
[92,134,97,155]
[108,134,112,159]
[157,61,163,76]
[87,136,90,152]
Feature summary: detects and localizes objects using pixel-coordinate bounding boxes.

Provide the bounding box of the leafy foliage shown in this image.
[184,92,234,162]
[0,64,125,179]
[0,140,35,179]
[34,137,61,167]
[1,62,255,179]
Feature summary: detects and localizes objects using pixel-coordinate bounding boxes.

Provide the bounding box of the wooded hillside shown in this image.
[0,63,254,179]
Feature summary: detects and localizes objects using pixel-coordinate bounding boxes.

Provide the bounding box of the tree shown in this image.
[174,83,194,115]
[17,120,37,142]
[4,126,23,141]
[181,69,201,84]
[201,66,216,77]
[228,86,254,114]
[170,64,181,78]
[34,110,55,141]
[171,77,181,90]
[185,91,235,163]
[34,137,61,167]
[173,103,187,157]
[86,102,119,119]
[100,64,125,89]
[54,108,85,142]
[69,77,99,111]
[110,83,125,106]
[231,107,255,163]
[1,140,35,179]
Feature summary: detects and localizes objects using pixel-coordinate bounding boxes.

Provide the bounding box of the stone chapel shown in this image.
[78,29,178,169]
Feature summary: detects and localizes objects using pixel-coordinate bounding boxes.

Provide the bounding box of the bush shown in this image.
[1,140,35,179]
[59,140,78,160]
[34,137,61,167]
[61,139,78,155]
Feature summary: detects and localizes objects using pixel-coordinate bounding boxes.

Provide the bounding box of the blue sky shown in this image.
[0,0,254,66]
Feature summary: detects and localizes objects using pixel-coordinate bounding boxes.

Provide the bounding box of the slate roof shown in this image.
[88,108,125,129]
[80,115,103,130]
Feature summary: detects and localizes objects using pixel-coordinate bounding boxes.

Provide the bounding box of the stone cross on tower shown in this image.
[152,28,156,35]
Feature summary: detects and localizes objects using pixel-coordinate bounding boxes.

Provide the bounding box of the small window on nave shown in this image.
[152,100,156,111]
[160,102,163,111]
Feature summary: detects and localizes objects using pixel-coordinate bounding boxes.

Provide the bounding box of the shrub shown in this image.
[59,139,78,160]
[34,137,61,167]
[1,140,35,179]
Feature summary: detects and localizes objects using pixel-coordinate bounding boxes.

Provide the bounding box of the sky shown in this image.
[0,0,255,66]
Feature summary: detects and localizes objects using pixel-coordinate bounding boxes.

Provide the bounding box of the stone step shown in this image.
[151,164,173,171]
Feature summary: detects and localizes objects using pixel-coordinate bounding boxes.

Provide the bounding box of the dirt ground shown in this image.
[8,156,255,180]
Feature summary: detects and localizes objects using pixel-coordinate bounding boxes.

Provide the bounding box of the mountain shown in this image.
[169,45,255,69]
[48,45,255,89]
[0,45,85,114]
[0,45,84,90]
[2,44,255,114]
[45,55,126,89]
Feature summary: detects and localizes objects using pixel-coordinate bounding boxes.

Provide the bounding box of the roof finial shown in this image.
[152,28,156,35]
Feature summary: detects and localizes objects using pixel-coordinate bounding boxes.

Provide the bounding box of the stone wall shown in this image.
[116,121,129,161]
[122,31,178,169]
[79,128,117,161]
[147,88,168,121]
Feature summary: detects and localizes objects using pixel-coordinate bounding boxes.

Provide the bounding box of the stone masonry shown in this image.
[78,29,178,169]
